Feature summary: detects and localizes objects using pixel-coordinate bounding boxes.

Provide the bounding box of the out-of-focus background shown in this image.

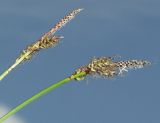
[0,0,160,123]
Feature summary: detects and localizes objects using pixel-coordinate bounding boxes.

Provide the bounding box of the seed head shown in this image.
[16,8,83,63]
[114,60,151,75]
[88,57,117,77]
[16,36,63,62]
[37,35,63,49]
[72,57,151,81]
[44,8,83,37]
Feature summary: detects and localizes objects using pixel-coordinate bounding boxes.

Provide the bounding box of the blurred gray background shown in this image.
[0,0,160,123]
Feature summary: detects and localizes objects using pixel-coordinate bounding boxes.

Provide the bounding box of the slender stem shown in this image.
[0,72,86,123]
[0,52,31,81]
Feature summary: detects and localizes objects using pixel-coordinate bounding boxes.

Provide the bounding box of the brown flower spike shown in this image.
[0,8,83,81]
[16,36,63,61]
[73,56,151,80]
[16,8,83,62]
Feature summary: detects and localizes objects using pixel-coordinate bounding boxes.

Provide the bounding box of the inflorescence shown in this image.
[0,8,83,81]
[72,56,151,80]
[16,8,83,62]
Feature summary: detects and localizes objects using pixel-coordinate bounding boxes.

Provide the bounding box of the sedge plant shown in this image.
[0,56,151,122]
[0,8,83,81]
[0,8,152,123]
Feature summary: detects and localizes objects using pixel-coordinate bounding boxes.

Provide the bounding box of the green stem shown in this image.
[0,52,31,81]
[0,72,86,123]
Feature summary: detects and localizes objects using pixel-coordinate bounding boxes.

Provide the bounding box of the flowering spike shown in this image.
[44,8,83,37]
[114,60,151,75]
[16,8,83,62]
[0,8,83,81]
[16,36,63,62]
[72,57,151,81]
[88,57,117,77]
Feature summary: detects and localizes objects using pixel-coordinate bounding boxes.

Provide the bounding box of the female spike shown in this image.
[72,57,151,80]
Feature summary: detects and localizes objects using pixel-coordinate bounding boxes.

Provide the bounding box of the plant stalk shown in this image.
[0,72,86,123]
[0,52,31,81]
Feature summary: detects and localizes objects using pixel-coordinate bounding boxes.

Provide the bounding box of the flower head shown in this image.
[72,56,151,81]
[16,8,83,62]
[43,8,83,37]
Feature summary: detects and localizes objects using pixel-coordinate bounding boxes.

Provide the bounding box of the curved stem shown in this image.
[0,72,86,123]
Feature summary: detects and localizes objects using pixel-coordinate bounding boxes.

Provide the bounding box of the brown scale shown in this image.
[47,8,83,36]
[87,57,117,77]
[37,36,62,49]
[114,60,151,69]
[72,65,91,80]
[16,36,62,62]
